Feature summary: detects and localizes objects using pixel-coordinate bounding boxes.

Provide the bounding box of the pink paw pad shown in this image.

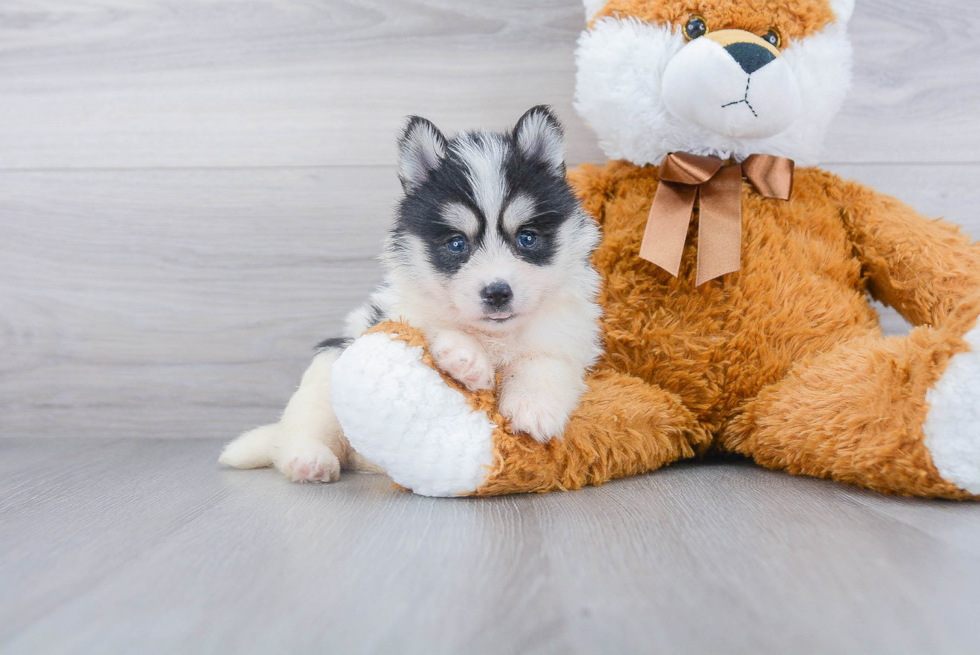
[282,449,340,483]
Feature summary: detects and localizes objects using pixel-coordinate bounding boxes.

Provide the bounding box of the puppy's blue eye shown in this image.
[518,231,537,248]
[447,236,467,253]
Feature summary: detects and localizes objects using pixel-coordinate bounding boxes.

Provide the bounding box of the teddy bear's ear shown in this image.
[830,0,855,24]
[582,0,607,21]
[397,116,447,194]
[513,105,566,175]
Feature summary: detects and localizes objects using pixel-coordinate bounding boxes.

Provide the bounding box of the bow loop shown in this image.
[638,152,795,286]
[743,154,794,200]
[659,152,725,186]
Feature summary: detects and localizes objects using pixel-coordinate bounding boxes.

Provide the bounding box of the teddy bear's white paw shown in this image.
[274,439,342,483]
[499,386,570,443]
[431,332,496,391]
[331,332,495,497]
[923,324,980,494]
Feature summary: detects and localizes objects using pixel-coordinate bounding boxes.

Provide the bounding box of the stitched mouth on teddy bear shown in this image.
[721,77,758,118]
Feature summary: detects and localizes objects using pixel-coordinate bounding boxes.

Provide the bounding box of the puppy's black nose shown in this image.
[725,42,776,75]
[481,282,513,308]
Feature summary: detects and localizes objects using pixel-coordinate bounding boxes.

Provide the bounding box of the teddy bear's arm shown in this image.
[836,178,980,327]
[333,322,712,496]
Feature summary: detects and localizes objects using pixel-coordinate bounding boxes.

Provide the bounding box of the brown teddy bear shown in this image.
[330,0,980,498]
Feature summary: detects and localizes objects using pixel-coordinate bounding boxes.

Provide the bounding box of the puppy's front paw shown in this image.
[499,388,571,443]
[275,439,342,483]
[431,333,495,391]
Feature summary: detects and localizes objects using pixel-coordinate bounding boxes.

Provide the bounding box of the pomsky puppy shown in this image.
[220,106,602,482]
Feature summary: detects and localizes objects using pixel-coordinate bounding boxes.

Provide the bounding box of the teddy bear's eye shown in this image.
[763,28,781,48]
[684,15,708,41]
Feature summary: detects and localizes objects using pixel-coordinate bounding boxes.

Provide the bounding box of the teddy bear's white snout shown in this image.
[662,33,802,140]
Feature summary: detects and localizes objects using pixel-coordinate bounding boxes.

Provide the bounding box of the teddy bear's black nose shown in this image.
[725,42,777,75]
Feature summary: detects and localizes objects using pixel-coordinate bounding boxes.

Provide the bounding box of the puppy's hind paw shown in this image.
[276,440,342,483]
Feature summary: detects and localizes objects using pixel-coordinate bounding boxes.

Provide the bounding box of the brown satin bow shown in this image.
[638,152,795,286]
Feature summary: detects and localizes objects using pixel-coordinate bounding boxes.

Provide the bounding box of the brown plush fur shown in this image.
[573,162,980,499]
[593,0,838,43]
[371,160,980,499]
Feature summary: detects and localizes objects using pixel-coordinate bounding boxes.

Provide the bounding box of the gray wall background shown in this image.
[2,0,979,440]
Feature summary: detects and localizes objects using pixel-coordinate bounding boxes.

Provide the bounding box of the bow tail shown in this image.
[639,181,698,277]
[696,163,743,286]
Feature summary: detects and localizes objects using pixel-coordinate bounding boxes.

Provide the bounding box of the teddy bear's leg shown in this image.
[723,308,980,499]
[473,369,712,496]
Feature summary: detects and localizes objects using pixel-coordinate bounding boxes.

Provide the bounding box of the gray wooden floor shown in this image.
[3,439,980,655]
[3,1,980,652]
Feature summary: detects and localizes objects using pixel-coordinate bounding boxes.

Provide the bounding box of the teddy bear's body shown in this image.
[329,0,980,499]
[572,160,980,499]
[583,163,873,431]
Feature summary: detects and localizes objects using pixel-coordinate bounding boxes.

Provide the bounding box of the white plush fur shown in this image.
[574,17,852,166]
[662,36,802,139]
[923,325,980,494]
[332,333,496,497]
[830,0,855,24]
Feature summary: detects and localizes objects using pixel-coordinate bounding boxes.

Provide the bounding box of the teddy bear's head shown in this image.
[575,0,855,166]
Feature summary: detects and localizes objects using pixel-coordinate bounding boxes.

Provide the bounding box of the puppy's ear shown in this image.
[513,105,566,176]
[397,116,447,193]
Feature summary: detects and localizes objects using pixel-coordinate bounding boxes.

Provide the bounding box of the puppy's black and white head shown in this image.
[386,106,599,332]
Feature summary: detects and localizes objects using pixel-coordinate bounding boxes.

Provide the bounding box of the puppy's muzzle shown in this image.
[481,282,513,309]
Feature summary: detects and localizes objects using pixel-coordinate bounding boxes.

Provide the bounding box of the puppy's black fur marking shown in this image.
[395,149,485,275]
[314,302,387,352]
[367,302,386,327]
[501,152,578,267]
[315,337,354,352]
[392,105,579,273]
